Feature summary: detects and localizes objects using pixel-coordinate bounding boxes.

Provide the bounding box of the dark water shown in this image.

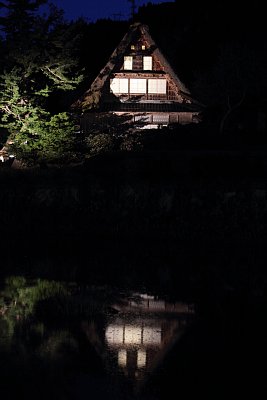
[1,277,266,399]
[0,282,195,400]
[1,163,267,398]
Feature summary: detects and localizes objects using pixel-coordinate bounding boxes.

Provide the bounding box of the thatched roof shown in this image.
[72,23,192,111]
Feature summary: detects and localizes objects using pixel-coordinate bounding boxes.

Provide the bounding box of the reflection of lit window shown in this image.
[143,326,161,345]
[124,56,133,70]
[139,293,154,300]
[149,300,165,310]
[106,324,124,344]
[129,79,146,94]
[137,349,146,368]
[142,45,146,50]
[124,325,142,344]
[118,349,127,367]
[110,78,128,94]
[143,56,152,70]
[148,79,166,94]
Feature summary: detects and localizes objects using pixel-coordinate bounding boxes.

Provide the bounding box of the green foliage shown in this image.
[18,279,69,315]
[2,276,70,317]
[0,1,83,89]
[0,68,52,152]
[86,133,115,156]
[4,275,27,300]
[84,129,144,158]
[120,132,144,152]
[5,275,27,289]
[82,113,146,157]
[0,0,83,163]
[39,330,79,362]
[10,111,77,164]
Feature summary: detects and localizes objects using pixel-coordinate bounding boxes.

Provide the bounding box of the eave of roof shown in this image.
[99,102,202,113]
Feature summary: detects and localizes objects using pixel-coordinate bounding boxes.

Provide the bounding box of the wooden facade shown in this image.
[73,23,203,130]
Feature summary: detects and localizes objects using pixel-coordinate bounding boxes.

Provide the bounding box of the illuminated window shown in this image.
[143,56,152,70]
[131,45,135,50]
[152,114,169,124]
[124,56,133,70]
[118,349,127,367]
[110,78,128,94]
[105,324,124,344]
[143,326,161,345]
[124,325,142,344]
[129,79,146,94]
[148,79,166,94]
[142,45,146,50]
[137,350,146,368]
[149,300,165,310]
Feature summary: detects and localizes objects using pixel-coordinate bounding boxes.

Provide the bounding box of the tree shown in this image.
[0,0,83,163]
[11,112,78,164]
[193,41,267,134]
[81,113,145,157]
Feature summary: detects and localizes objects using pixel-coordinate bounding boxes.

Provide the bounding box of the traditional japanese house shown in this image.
[73,22,203,131]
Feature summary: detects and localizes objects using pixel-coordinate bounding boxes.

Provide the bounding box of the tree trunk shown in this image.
[219,90,246,134]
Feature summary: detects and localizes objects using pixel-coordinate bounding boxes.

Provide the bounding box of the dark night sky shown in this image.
[51,0,174,22]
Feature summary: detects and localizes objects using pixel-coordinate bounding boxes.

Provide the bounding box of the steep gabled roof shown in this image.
[73,22,192,111]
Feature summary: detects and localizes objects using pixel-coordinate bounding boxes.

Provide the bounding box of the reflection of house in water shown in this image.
[82,293,194,393]
[114,293,195,313]
[106,316,175,381]
[105,293,194,385]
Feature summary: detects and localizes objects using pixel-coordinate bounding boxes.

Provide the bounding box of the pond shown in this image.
[0,278,195,400]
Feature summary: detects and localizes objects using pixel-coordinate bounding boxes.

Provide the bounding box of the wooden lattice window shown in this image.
[124,56,133,70]
[143,56,152,70]
[148,79,167,94]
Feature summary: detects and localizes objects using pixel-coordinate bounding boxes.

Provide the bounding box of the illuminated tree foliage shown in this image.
[0,0,83,163]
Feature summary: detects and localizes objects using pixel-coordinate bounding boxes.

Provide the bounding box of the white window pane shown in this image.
[149,300,165,310]
[119,79,129,93]
[118,349,127,367]
[143,56,152,70]
[105,324,124,344]
[137,350,146,368]
[130,79,146,94]
[124,56,133,70]
[110,78,128,94]
[148,79,166,94]
[152,114,169,123]
[124,325,142,344]
[143,326,161,345]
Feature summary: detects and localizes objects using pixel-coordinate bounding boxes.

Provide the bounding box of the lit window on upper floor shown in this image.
[143,56,152,70]
[124,56,133,70]
[142,45,146,50]
[131,45,135,50]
